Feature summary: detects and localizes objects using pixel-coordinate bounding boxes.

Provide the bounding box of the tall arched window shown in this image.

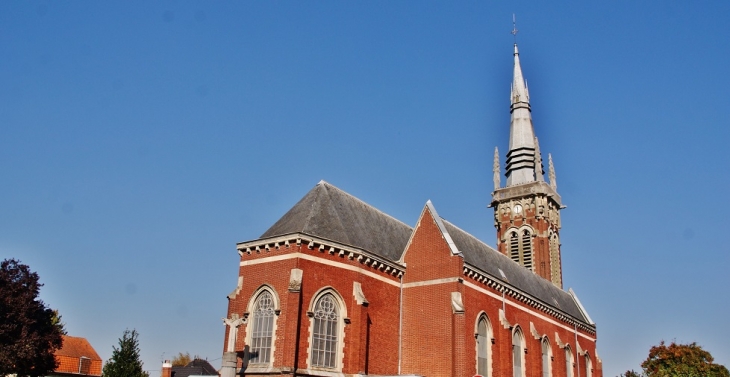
[508,228,534,271]
[510,231,520,263]
[585,353,592,377]
[565,346,574,377]
[512,328,525,377]
[250,290,275,364]
[541,338,551,377]
[521,229,533,269]
[311,293,340,369]
[476,315,491,376]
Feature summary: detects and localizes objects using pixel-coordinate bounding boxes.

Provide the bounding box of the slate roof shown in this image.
[260,181,413,262]
[259,181,589,324]
[171,359,218,377]
[442,219,588,321]
[55,335,101,360]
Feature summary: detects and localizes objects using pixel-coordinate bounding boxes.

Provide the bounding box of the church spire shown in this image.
[505,42,538,186]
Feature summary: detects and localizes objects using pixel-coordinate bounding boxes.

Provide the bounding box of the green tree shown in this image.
[618,370,643,377]
[102,329,150,377]
[641,341,729,377]
[0,258,65,377]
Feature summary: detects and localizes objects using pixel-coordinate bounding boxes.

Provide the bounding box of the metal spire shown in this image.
[493,147,501,190]
[548,153,557,190]
[505,23,537,187]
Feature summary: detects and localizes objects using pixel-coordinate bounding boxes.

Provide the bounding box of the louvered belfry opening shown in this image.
[509,229,534,271]
[521,229,533,270]
[510,232,520,264]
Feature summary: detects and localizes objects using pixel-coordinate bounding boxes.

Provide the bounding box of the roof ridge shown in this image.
[440,217,498,252]
[301,181,326,231]
[441,217,574,299]
[318,181,413,230]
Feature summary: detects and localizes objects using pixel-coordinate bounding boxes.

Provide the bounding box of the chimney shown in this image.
[161,360,172,377]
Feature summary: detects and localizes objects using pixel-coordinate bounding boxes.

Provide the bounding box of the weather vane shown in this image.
[511,13,518,43]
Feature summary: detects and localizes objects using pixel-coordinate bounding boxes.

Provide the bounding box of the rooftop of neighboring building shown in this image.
[171,359,218,377]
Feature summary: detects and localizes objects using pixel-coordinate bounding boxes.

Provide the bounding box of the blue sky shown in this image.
[2,2,729,376]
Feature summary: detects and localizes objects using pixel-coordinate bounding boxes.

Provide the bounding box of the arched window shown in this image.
[585,353,592,377]
[512,328,525,377]
[521,229,533,269]
[249,290,276,364]
[510,231,520,263]
[476,315,492,376]
[565,346,574,377]
[508,228,534,271]
[311,293,340,369]
[541,338,551,377]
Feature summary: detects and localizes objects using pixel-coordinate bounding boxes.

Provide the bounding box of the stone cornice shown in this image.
[490,180,563,208]
[237,233,405,278]
[463,263,596,335]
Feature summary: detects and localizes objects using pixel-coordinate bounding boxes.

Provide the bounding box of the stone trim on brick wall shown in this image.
[463,264,596,335]
[238,233,405,279]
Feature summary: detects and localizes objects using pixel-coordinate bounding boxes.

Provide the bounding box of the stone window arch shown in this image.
[475,313,492,376]
[541,337,552,377]
[307,288,348,371]
[507,226,534,270]
[512,326,526,377]
[565,345,574,377]
[244,285,280,366]
[585,352,592,377]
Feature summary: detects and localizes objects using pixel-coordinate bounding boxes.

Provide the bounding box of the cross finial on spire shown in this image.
[511,14,519,44]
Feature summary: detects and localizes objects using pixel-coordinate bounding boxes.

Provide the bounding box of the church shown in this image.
[220,42,603,377]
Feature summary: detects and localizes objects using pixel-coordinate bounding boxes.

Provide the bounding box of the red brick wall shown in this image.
[461,273,602,377]
[495,197,562,286]
[226,240,401,376]
[401,206,465,377]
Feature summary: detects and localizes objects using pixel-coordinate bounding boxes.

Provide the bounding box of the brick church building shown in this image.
[221,42,603,377]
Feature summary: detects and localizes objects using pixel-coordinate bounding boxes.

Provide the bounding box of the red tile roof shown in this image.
[55,335,102,361]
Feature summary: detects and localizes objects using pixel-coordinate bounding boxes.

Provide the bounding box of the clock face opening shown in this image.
[513,204,523,214]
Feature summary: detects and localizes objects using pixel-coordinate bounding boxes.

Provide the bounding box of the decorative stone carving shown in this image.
[288,268,303,292]
[451,292,464,314]
[353,282,368,306]
[222,313,246,353]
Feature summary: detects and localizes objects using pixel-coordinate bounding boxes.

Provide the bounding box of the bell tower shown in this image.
[490,43,564,288]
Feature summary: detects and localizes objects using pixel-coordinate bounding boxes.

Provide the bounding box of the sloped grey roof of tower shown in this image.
[261,181,413,262]
[441,220,587,321]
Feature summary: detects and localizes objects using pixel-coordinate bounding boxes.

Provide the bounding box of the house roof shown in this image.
[440,219,587,321]
[55,335,101,361]
[260,180,413,262]
[171,359,218,377]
